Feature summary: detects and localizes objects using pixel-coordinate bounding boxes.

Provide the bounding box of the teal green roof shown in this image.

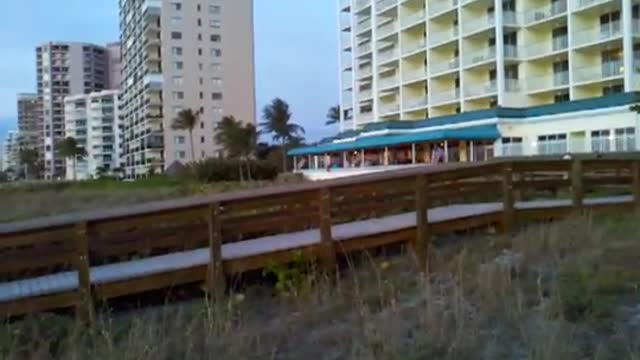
[289,125,500,156]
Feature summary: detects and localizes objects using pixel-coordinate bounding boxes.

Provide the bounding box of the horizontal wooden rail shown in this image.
[2,154,640,318]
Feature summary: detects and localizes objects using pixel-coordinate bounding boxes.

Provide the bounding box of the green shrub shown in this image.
[186,158,279,183]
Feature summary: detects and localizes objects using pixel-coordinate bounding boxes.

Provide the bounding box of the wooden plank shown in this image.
[318,188,336,273]
[571,159,584,210]
[414,175,429,270]
[0,291,80,318]
[207,203,225,300]
[0,228,75,249]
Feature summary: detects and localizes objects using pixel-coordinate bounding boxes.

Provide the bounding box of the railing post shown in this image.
[571,158,584,211]
[74,222,93,324]
[318,188,337,273]
[414,175,429,270]
[502,163,515,233]
[207,203,226,300]
[632,160,640,209]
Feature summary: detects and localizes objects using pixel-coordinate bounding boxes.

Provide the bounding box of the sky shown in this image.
[0,0,339,143]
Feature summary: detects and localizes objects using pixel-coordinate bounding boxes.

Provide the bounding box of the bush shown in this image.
[186,158,279,183]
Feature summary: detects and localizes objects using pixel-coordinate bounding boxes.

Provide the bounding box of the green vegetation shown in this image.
[172,109,200,162]
[326,104,340,126]
[3,214,640,358]
[214,115,259,181]
[260,98,305,171]
[57,137,87,181]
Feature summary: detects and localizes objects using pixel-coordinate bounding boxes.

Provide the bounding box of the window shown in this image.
[209,5,221,14]
[199,92,204,99]
[172,76,183,86]
[614,127,636,151]
[175,136,186,145]
[211,63,221,71]
[591,130,611,152]
[210,34,221,42]
[197,18,202,27]
[200,136,205,144]
[171,47,183,55]
[171,2,182,11]
[211,48,222,57]
[537,134,567,155]
[603,84,624,95]
[552,26,568,50]
[501,137,523,156]
[212,93,223,100]
[173,106,184,115]
[554,92,569,103]
[171,32,182,40]
[198,48,203,56]
[174,61,184,70]
[198,33,202,41]
[200,122,204,129]
[176,151,186,160]
[197,4,201,11]
[198,63,204,70]
[212,106,223,115]
[173,91,184,100]
[170,16,182,25]
[212,77,222,85]
[210,20,222,28]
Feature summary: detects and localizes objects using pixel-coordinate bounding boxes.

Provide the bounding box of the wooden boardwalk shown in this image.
[0,156,639,318]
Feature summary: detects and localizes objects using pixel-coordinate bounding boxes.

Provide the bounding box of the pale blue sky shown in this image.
[0,1,339,142]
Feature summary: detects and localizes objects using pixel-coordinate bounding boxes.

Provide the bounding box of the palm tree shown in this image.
[57,137,86,181]
[215,116,258,181]
[172,109,200,162]
[326,105,341,125]
[18,148,38,180]
[260,98,305,171]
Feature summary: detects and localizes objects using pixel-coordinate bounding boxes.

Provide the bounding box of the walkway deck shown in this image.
[0,195,631,304]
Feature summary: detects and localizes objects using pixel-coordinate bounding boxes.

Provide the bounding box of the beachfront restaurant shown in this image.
[290,92,640,180]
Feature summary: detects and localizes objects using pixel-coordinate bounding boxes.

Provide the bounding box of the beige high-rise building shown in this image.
[119,0,256,179]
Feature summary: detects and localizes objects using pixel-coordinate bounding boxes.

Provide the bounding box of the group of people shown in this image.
[318,143,448,171]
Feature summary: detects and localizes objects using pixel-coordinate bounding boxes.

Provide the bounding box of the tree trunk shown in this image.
[281,140,287,172]
[72,157,77,181]
[189,129,196,163]
[246,159,252,181]
[238,161,244,183]
[24,164,28,181]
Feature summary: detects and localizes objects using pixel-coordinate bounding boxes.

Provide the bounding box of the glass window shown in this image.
[209,5,221,14]
[591,129,611,152]
[171,2,182,11]
[174,136,185,145]
[171,32,182,40]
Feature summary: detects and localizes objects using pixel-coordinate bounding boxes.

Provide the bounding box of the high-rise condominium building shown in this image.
[64,90,123,180]
[119,0,256,179]
[107,42,123,90]
[338,0,640,130]
[1,131,19,172]
[17,93,42,157]
[36,42,115,179]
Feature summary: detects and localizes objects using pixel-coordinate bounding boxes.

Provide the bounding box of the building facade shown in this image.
[119,0,256,179]
[36,42,117,179]
[17,93,42,157]
[1,131,19,173]
[64,90,123,180]
[338,0,640,131]
[107,42,123,90]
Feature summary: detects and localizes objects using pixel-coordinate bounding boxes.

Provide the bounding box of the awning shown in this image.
[289,125,500,156]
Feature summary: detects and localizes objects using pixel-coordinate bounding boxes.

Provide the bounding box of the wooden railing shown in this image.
[1,154,640,318]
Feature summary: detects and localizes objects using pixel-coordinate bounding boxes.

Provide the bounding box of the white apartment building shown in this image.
[36,42,119,179]
[119,0,256,179]
[64,90,122,180]
[338,0,640,129]
[1,131,19,173]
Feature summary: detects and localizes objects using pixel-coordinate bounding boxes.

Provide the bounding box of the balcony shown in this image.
[143,73,163,91]
[524,1,567,25]
[404,67,428,82]
[573,23,621,47]
[379,103,400,115]
[464,80,497,98]
[429,0,458,17]
[358,89,373,99]
[526,72,569,92]
[402,38,427,55]
[404,96,429,109]
[357,41,373,55]
[573,61,624,84]
[431,57,459,75]
[358,112,375,123]
[462,14,495,35]
[523,36,568,58]
[378,48,400,63]
[377,21,399,39]
[379,75,400,89]
[341,0,351,9]
[376,0,397,12]
[463,46,496,67]
[357,65,373,78]
[340,17,351,30]
[429,27,458,47]
[504,45,519,60]
[356,18,372,33]
[142,0,161,16]
[356,0,371,10]
[401,9,426,28]
[431,89,460,105]
[573,0,614,11]
[505,78,521,92]
[503,11,519,26]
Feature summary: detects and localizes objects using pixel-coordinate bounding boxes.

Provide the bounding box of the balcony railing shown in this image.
[358,66,373,78]
[356,18,372,32]
[376,0,397,11]
[357,41,372,55]
[378,48,400,63]
[462,15,495,35]
[504,45,518,59]
[431,57,459,75]
[431,89,460,104]
[429,0,458,16]
[358,89,373,99]
[523,36,567,58]
[464,80,497,98]
[405,96,429,109]
[429,27,458,46]
[573,61,624,83]
[573,22,621,47]
[402,38,427,55]
[574,0,613,10]
[503,11,519,26]
[356,0,371,10]
[463,47,496,67]
[379,103,400,114]
[378,75,400,88]
[404,67,428,82]
[401,10,426,28]
[526,72,569,92]
[524,0,567,25]
[505,78,521,92]
[634,20,640,35]
[358,112,375,123]
[377,21,399,38]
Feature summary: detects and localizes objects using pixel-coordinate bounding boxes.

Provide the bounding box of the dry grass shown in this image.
[2,214,640,359]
